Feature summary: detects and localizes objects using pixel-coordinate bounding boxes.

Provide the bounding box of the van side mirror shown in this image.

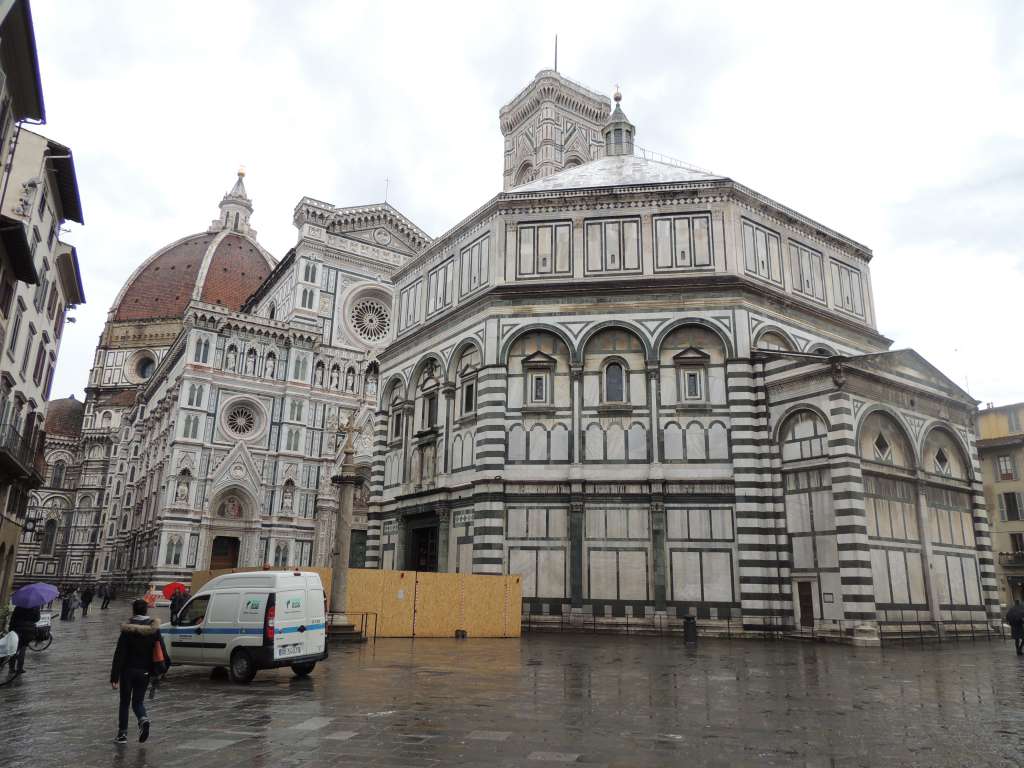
[170,612,178,626]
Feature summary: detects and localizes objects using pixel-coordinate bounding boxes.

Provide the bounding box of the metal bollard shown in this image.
[683,615,697,645]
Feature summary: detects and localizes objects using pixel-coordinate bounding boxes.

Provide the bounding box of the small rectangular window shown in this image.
[998,455,1017,481]
[789,241,826,301]
[1009,410,1021,433]
[462,382,475,414]
[685,371,702,400]
[422,393,438,429]
[530,373,548,404]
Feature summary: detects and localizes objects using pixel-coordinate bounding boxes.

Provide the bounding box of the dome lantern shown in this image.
[602,85,635,158]
[213,168,255,235]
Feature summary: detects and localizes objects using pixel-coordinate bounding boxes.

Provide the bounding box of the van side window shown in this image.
[177,595,210,626]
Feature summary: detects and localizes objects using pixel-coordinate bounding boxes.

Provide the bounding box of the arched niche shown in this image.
[858,410,916,469]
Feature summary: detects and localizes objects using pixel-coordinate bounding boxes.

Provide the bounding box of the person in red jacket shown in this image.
[109,599,170,744]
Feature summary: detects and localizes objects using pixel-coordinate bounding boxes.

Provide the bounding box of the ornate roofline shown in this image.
[292,198,432,251]
[499,69,611,134]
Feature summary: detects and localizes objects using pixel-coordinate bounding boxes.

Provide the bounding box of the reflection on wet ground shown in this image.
[2,603,1023,766]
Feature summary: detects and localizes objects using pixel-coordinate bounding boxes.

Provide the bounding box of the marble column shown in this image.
[329,432,357,617]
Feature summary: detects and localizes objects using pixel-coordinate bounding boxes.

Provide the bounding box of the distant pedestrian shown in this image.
[81,587,94,617]
[59,587,70,620]
[100,584,112,610]
[110,598,171,744]
[169,589,185,620]
[1006,600,1024,656]
[66,589,81,621]
[6,604,40,675]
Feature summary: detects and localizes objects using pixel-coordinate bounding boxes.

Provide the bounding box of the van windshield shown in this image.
[177,595,209,627]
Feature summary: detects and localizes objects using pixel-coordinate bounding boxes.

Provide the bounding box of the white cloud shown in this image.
[28,0,1024,405]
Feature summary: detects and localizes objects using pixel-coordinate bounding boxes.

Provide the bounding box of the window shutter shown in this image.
[1017,493,1024,521]
[999,493,1007,521]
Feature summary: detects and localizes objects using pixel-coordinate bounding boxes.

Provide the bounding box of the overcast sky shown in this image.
[30,1,1024,406]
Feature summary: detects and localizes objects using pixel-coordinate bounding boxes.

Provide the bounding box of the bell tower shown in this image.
[499,70,611,190]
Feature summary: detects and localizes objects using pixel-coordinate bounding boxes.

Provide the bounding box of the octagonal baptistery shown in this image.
[367,72,997,637]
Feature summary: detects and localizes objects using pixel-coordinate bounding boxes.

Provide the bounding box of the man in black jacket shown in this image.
[6,604,40,675]
[110,599,170,744]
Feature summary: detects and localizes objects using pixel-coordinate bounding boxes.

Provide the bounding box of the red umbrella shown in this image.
[161,582,187,599]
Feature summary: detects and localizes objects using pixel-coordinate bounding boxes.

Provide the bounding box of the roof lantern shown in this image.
[602,86,635,157]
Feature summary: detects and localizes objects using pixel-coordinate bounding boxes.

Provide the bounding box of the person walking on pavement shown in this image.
[6,603,40,675]
[110,598,171,744]
[66,588,81,621]
[81,586,94,617]
[59,586,70,620]
[99,583,111,610]
[1006,599,1024,655]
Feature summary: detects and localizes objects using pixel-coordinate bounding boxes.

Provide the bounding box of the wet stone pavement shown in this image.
[2,604,1024,767]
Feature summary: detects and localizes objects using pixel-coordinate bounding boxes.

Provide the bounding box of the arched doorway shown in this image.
[210,536,240,570]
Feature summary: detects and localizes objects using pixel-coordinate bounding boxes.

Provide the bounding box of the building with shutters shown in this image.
[0,1,85,604]
[977,402,1024,606]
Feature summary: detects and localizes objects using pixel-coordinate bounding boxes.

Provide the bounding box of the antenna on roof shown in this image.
[384,177,390,204]
[554,34,558,72]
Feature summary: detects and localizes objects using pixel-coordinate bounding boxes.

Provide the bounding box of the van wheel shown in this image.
[291,662,316,677]
[229,650,256,684]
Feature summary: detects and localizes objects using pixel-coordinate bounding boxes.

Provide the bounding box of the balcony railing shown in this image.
[0,423,40,481]
[999,552,1024,567]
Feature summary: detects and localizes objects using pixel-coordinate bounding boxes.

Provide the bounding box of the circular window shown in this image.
[136,357,155,379]
[225,405,257,437]
[350,298,391,344]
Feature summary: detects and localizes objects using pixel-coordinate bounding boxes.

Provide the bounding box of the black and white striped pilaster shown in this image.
[369,410,388,497]
[965,433,1001,619]
[364,511,382,569]
[828,391,877,622]
[473,365,508,470]
[472,480,505,575]
[729,360,789,628]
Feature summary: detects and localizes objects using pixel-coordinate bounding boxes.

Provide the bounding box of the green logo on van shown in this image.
[286,598,302,610]
[245,599,262,610]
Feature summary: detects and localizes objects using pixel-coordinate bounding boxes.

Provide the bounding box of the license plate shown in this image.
[276,643,303,659]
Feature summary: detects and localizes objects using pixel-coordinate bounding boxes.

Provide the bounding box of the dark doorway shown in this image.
[408,526,438,572]
[210,536,240,570]
[797,581,815,628]
[349,529,367,569]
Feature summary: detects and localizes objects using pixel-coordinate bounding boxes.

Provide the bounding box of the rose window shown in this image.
[225,405,257,437]
[351,299,391,343]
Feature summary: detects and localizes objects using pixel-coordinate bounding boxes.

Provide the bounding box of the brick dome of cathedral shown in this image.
[44,395,84,438]
[110,172,275,323]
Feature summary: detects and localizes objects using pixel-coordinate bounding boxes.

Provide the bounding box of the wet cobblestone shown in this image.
[2,603,1023,766]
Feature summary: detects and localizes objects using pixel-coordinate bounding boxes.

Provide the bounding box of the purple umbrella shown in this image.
[11,582,59,609]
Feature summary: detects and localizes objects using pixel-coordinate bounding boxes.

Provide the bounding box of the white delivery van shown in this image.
[164,570,328,683]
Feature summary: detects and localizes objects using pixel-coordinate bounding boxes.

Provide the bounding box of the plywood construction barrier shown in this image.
[346,568,521,638]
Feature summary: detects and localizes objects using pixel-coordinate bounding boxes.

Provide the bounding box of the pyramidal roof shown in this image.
[509,154,724,193]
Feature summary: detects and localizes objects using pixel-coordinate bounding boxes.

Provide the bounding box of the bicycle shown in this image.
[28,612,52,652]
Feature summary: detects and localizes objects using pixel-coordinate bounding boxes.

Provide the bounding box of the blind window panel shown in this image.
[655,218,673,268]
[622,220,640,270]
[674,217,691,267]
[536,225,552,274]
[692,216,711,266]
[603,221,620,271]
[519,227,535,275]
[586,222,602,271]
[555,224,571,273]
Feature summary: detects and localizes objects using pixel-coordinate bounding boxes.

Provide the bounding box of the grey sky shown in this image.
[30,1,1024,405]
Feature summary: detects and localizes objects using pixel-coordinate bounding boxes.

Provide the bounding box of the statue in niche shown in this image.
[365,372,377,398]
[217,495,243,519]
[225,346,237,372]
[315,364,324,387]
[345,369,355,392]
[266,355,276,378]
[330,366,340,390]
[175,478,190,503]
[282,481,295,511]
[245,350,257,375]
